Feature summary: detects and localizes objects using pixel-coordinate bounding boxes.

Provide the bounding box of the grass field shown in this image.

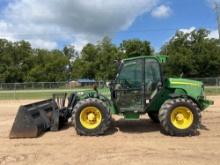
[0,86,219,100]
[0,88,110,100]
[204,86,220,95]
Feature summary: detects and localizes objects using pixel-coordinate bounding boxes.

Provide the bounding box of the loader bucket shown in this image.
[9,99,58,139]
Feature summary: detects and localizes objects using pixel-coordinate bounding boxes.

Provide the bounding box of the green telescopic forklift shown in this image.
[9,55,213,138]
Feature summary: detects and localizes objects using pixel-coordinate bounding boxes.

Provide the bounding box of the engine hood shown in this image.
[166,78,203,88]
[165,78,204,100]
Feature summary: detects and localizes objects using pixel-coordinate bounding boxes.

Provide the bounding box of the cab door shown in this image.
[113,59,145,112]
[144,58,162,100]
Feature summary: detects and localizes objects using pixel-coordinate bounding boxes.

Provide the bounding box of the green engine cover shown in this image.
[147,78,213,113]
[165,78,212,110]
[166,78,203,99]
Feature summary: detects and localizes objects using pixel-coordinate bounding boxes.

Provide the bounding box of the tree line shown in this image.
[0,29,220,83]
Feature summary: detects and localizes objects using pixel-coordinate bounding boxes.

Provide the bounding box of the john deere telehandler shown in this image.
[9,56,213,138]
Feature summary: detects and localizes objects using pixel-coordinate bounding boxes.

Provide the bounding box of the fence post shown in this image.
[13,83,16,99]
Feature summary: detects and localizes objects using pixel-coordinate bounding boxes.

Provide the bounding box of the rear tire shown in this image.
[148,112,159,123]
[159,98,201,136]
[73,98,111,136]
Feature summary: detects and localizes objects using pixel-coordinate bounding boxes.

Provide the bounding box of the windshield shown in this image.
[116,59,143,88]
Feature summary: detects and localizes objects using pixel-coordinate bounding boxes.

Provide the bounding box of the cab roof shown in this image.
[123,55,167,63]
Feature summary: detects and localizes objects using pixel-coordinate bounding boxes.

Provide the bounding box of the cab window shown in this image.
[117,59,143,88]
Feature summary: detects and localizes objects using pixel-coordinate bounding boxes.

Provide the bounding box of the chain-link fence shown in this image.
[0,78,220,100]
[192,77,220,96]
[0,81,108,100]
[0,82,68,90]
[0,81,106,91]
[192,77,220,87]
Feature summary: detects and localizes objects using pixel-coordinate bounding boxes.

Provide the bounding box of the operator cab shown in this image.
[110,56,162,113]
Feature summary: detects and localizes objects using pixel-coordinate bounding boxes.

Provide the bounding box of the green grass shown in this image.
[0,88,110,100]
[205,87,220,96]
[0,87,219,100]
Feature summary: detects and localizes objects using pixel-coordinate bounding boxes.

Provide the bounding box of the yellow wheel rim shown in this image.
[171,106,194,129]
[80,107,102,129]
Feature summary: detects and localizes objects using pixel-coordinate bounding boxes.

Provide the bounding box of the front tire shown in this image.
[159,98,201,136]
[73,98,111,136]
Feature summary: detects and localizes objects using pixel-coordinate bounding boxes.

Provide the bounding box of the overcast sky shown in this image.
[0,0,219,52]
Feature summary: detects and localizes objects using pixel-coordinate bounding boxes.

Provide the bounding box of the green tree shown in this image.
[0,39,12,82]
[0,40,32,83]
[26,49,69,82]
[63,45,79,61]
[120,39,153,58]
[161,29,220,78]
[71,43,98,79]
[63,45,79,81]
[95,37,118,80]
[71,37,119,80]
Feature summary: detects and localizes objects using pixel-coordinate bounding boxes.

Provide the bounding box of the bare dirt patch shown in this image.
[0,97,220,165]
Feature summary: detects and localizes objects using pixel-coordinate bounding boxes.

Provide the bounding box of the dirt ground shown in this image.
[0,97,220,165]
